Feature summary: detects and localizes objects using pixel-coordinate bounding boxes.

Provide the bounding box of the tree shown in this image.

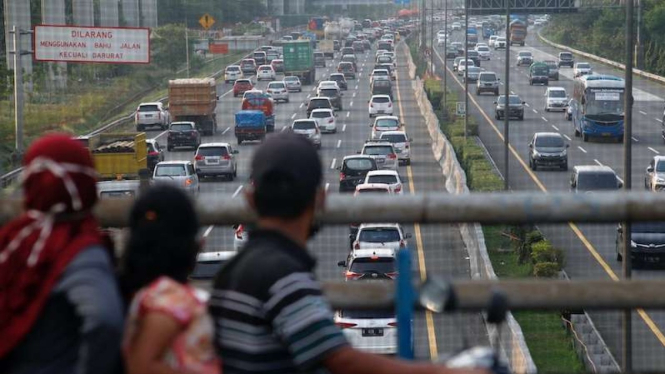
[151,24,188,72]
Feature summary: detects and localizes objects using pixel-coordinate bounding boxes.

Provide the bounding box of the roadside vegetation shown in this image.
[543,0,665,75]
[408,37,584,374]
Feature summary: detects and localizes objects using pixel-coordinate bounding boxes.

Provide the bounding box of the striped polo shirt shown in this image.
[209,229,348,374]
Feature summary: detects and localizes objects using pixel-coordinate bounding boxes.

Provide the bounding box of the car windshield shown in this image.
[190,260,227,279]
[656,161,665,172]
[236,80,251,85]
[359,227,401,242]
[99,190,136,198]
[331,75,344,81]
[478,47,489,52]
[367,175,398,184]
[357,188,389,194]
[310,99,330,108]
[467,67,481,74]
[138,105,159,112]
[498,96,522,104]
[340,309,395,319]
[350,257,395,273]
[364,146,393,155]
[170,123,193,131]
[293,121,316,130]
[320,89,338,97]
[269,83,285,89]
[372,97,390,104]
[381,134,407,143]
[535,136,564,147]
[586,89,625,116]
[197,147,228,157]
[373,70,388,76]
[345,159,375,171]
[560,53,573,59]
[284,77,298,82]
[578,63,591,69]
[577,172,618,191]
[519,52,532,57]
[155,165,186,177]
[544,61,557,68]
[226,66,240,72]
[480,73,496,81]
[376,119,398,128]
[549,90,566,98]
[632,222,665,233]
[311,111,331,118]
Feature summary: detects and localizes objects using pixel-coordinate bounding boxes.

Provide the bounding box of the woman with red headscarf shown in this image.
[0,134,124,374]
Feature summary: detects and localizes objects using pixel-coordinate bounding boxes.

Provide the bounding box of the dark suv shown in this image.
[558,52,574,68]
[616,221,665,266]
[329,73,348,90]
[338,155,378,192]
[306,97,333,117]
[314,52,326,68]
[167,122,201,151]
[494,95,525,120]
[466,50,481,67]
[318,87,343,111]
[528,132,569,171]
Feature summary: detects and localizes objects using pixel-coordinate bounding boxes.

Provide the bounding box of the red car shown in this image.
[233,79,254,98]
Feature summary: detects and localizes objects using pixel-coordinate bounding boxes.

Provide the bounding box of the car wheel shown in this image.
[574,128,580,137]
[616,247,623,262]
[561,162,568,171]
[519,115,524,121]
[582,133,589,142]
[237,138,243,145]
[167,145,173,151]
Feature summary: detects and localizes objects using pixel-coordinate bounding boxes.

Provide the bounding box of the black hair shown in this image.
[120,185,199,303]
[253,169,318,219]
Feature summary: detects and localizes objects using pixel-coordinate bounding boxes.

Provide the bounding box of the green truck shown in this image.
[283,40,316,85]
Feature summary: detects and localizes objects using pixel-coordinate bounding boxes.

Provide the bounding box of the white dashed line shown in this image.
[325,183,330,192]
[291,113,297,119]
[350,101,354,107]
[281,126,287,132]
[510,91,515,94]
[551,125,559,131]
[355,85,359,90]
[649,147,660,154]
[657,118,663,123]
[640,110,647,115]
[337,139,342,148]
[306,94,311,99]
[342,124,347,132]
[632,136,639,142]
[346,112,350,118]
[232,185,244,198]
[594,159,603,166]
[578,146,587,153]
[330,158,337,169]
[222,127,230,135]
[353,92,357,98]
[541,116,548,122]
[312,87,316,91]
[532,109,538,114]
[524,102,530,107]
[299,103,304,108]
[203,225,214,238]
[563,134,572,141]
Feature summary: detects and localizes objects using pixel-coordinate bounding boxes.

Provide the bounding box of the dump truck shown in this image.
[168,78,218,136]
[83,132,148,180]
[283,40,316,85]
[319,40,335,59]
[509,20,527,46]
[235,110,267,145]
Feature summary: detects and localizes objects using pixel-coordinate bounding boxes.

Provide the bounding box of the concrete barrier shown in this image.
[406,47,537,374]
[537,30,665,85]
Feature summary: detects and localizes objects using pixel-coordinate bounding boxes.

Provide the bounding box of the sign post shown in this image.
[456,101,466,117]
[199,14,216,30]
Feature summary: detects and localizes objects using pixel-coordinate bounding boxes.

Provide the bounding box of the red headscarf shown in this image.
[0,134,103,357]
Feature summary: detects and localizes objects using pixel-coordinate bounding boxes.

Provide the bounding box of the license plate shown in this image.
[377,110,384,113]
[362,328,384,337]
[144,114,153,118]
[602,133,612,137]
[646,256,661,263]
[376,158,385,164]
[206,158,220,165]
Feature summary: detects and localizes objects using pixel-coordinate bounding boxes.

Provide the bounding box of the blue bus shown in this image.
[571,75,625,142]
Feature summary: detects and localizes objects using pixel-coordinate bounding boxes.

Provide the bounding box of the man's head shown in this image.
[247,132,324,235]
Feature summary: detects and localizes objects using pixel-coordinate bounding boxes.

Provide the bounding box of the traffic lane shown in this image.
[435,41,665,370]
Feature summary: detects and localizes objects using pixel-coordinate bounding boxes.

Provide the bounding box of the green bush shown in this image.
[448,124,466,138]
[469,171,504,192]
[531,240,565,269]
[462,145,486,169]
[533,262,560,278]
[424,79,443,110]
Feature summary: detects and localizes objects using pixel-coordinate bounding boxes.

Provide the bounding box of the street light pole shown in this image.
[442,0,448,108]
[503,0,510,191]
[430,0,434,74]
[463,1,468,140]
[9,25,33,158]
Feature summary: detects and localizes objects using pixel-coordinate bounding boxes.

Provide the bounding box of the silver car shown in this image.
[361,141,398,170]
[266,81,290,103]
[291,119,322,149]
[194,143,238,180]
[379,131,411,165]
[152,161,200,195]
[283,76,302,92]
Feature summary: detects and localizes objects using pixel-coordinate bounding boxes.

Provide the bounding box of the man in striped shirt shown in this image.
[209,132,486,374]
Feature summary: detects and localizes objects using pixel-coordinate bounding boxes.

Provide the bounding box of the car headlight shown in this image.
[631,240,637,248]
[561,149,567,157]
[532,151,540,158]
[657,178,665,183]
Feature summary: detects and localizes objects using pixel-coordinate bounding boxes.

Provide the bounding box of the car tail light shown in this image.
[386,272,398,279]
[235,225,244,240]
[315,128,320,134]
[328,118,334,123]
[399,239,406,248]
[370,103,374,108]
[388,322,398,327]
[148,151,159,157]
[394,185,402,193]
[405,143,410,149]
[387,153,397,160]
[354,241,360,249]
[191,132,198,137]
[335,322,358,329]
[223,155,231,160]
[158,112,161,120]
[345,271,362,280]
[339,172,346,181]
[195,155,204,161]
[388,103,392,107]
[185,178,193,187]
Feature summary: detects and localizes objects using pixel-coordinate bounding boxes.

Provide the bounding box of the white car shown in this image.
[544,86,568,112]
[574,62,593,77]
[310,108,337,133]
[457,59,475,76]
[152,161,199,196]
[361,141,398,170]
[352,223,410,249]
[379,131,411,165]
[224,65,243,83]
[370,69,391,84]
[291,119,321,149]
[375,49,389,59]
[437,35,447,46]
[266,81,289,103]
[368,94,394,117]
[283,76,302,92]
[494,37,506,49]
[317,80,340,95]
[256,65,276,81]
[363,170,404,195]
[475,43,488,49]
[488,35,498,47]
[370,115,401,140]
[334,308,398,355]
[339,247,397,280]
[452,22,462,30]
[476,45,491,60]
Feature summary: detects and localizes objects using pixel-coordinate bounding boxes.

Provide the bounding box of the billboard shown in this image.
[34,25,150,64]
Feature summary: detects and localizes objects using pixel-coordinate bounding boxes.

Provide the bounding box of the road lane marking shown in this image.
[594,159,603,166]
[312,87,316,91]
[330,158,336,169]
[154,129,169,140]
[299,103,304,108]
[291,113,297,119]
[355,85,359,90]
[203,225,214,238]
[657,118,663,123]
[337,139,342,148]
[306,94,311,99]
[532,109,538,114]
[232,185,243,198]
[563,134,572,141]
[541,116,548,122]
[350,101,354,107]
[325,183,330,192]
[342,124,347,132]
[632,137,639,142]
[524,102,530,107]
[640,110,647,115]
[649,147,660,154]
[578,146,587,153]
[353,92,357,98]
[281,126,287,132]
[346,112,350,118]
[394,54,438,360]
[551,125,559,131]
[433,46,665,348]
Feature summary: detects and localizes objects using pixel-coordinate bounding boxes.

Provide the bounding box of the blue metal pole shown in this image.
[396,248,414,359]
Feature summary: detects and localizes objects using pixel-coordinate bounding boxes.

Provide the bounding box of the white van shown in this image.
[544,86,568,112]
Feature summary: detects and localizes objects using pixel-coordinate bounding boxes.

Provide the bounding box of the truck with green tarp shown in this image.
[283,40,316,85]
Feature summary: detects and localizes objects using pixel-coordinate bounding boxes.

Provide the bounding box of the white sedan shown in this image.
[256,65,276,81]
[309,108,337,133]
[363,170,404,194]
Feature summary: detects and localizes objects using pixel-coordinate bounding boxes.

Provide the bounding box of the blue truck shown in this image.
[482,24,495,40]
[466,27,478,47]
[234,110,267,145]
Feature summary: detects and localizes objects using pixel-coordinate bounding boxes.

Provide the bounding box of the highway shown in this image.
[433,23,665,370]
[141,39,488,359]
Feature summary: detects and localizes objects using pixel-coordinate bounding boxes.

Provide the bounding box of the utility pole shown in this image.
[463,1,468,140]
[622,0,635,370]
[429,0,434,74]
[442,0,448,107]
[9,26,34,158]
[503,1,510,191]
[420,0,426,50]
[184,6,190,78]
[635,0,644,70]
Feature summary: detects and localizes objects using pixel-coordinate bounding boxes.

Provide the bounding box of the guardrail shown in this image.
[537,29,665,86]
[0,26,306,190]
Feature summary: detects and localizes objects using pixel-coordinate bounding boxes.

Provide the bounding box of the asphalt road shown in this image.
[432,23,665,370]
[141,40,487,360]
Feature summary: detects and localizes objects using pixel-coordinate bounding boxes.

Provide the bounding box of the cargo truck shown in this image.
[509,20,527,46]
[168,78,218,136]
[319,40,335,59]
[466,27,478,47]
[283,40,316,85]
[80,132,148,180]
